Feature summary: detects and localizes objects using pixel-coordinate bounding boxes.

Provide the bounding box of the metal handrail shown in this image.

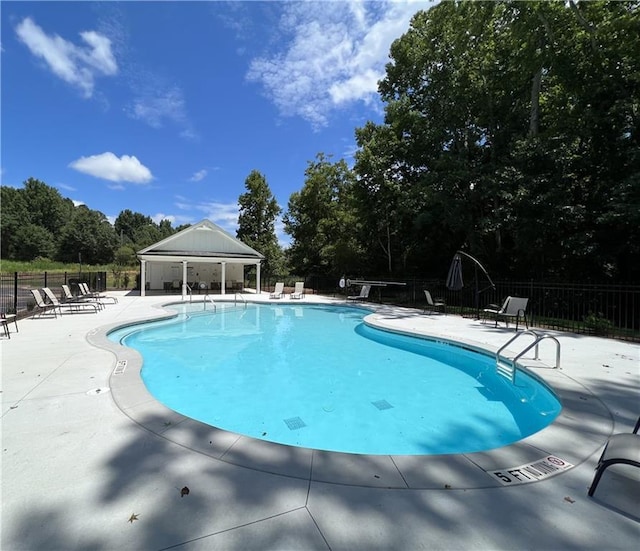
[496,330,561,383]
[234,292,247,309]
[513,334,561,370]
[496,330,541,362]
[185,283,193,303]
[203,294,216,312]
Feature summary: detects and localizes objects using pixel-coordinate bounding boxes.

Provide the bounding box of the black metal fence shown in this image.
[4,271,638,341]
[263,275,640,342]
[0,271,107,317]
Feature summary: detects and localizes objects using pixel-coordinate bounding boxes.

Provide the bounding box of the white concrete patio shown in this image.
[1,291,638,550]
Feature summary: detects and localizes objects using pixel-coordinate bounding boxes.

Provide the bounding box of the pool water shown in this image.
[109,303,561,455]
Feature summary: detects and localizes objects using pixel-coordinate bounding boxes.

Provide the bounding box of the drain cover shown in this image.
[284,416,306,430]
[371,399,393,410]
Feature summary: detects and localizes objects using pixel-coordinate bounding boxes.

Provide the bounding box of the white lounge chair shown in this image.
[79,282,118,304]
[270,282,284,299]
[347,285,370,302]
[423,290,446,314]
[290,282,305,299]
[42,287,98,314]
[588,417,640,496]
[30,289,58,318]
[483,296,529,330]
[62,284,104,310]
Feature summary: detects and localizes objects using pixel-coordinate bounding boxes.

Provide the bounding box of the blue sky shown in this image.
[2,1,433,246]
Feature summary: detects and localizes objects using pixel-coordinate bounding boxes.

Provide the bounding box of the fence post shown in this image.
[44,271,48,288]
[13,272,18,314]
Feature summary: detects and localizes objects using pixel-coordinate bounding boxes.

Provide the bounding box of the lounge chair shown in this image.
[30,289,58,318]
[79,282,118,304]
[1,313,18,339]
[423,290,446,314]
[62,284,105,310]
[42,287,99,314]
[290,282,305,299]
[347,285,371,302]
[483,296,529,330]
[588,417,640,497]
[270,282,284,299]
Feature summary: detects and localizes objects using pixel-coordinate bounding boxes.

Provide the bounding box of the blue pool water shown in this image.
[109,303,561,455]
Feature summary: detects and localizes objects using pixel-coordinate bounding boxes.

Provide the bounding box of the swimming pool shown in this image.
[109,303,561,455]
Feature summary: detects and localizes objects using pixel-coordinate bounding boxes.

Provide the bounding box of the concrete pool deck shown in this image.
[1,291,639,550]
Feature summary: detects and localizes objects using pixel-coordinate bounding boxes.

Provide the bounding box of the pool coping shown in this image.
[87,299,614,490]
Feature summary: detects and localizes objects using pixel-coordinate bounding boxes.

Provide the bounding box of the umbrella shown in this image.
[446,253,464,291]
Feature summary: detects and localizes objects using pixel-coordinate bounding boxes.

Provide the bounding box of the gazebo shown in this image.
[136,219,264,299]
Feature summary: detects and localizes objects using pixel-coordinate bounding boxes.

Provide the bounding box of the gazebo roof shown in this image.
[137,219,264,262]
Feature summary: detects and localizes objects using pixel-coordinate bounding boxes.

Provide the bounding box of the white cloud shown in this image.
[15,17,117,98]
[246,1,430,129]
[72,199,85,207]
[124,71,197,139]
[69,152,153,184]
[127,86,185,128]
[190,169,208,182]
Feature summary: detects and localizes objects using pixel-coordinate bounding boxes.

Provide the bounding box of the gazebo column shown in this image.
[140,260,146,297]
[221,262,227,295]
[256,261,261,295]
[182,261,188,300]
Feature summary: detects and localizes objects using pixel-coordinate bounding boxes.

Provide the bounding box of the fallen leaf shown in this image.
[128,513,139,523]
[181,486,190,497]
[564,496,575,504]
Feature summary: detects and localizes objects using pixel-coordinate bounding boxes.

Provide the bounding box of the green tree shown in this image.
[354,0,639,280]
[284,154,361,276]
[12,223,56,261]
[236,170,284,276]
[1,186,30,259]
[111,245,136,288]
[22,177,74,235]
[58,206,118,264]
[114,210,154,247]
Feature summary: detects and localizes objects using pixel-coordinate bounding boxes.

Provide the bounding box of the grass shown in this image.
[1,260,139,291]
[0,260,128,273]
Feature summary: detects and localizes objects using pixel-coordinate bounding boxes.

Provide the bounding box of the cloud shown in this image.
[15,17,117,98]
[176,196,290,248]
[127,86,185,128]
[190,169,208,182]
[246,1,429,129]
[150,213,193,226]
[69,152,153,184]
[124,70,197,139]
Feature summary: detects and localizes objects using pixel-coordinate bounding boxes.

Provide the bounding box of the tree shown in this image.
[284,154,361,276]
[111,245,136,288]
[353,0,640,280]
[1,186,30,259]
[22,177,74,235]
[58,206,118,264]
[114,209,155,247]
[236,170,284,276]
[13,223,56,261]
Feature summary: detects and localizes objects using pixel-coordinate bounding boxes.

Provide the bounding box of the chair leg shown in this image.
[588,463,606,497]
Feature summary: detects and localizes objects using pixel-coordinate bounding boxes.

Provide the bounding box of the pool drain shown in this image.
[371,399,393,410]
[284,417,306,430]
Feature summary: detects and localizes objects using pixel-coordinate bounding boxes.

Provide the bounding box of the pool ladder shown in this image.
[496,330,561,383]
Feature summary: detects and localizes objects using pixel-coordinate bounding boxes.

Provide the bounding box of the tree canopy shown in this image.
[236,170,284,276]
[345,0,639,280]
